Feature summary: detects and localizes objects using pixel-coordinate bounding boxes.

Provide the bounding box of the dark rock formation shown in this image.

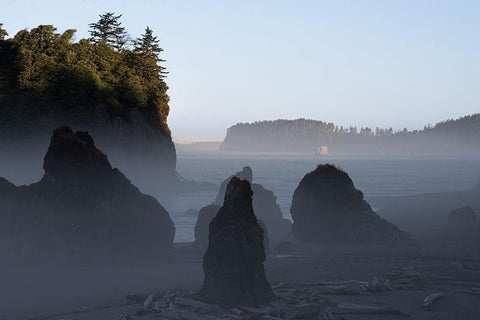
[194,204,270,252]
[291,164,412,244]
[214,166,291,231]
[198,177,274,306]
[214,166,253,205]
[0,126,175,262]
[448,207,477,230]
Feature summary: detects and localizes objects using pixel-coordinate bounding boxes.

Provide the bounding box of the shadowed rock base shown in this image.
[0,126,175,263]
[198,177,274,306]
[291,164,413,244]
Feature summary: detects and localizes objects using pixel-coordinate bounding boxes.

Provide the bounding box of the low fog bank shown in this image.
[1,136,480,319]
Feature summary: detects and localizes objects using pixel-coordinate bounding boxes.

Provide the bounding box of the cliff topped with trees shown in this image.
[0,14,178,191]
[222,114,480,155]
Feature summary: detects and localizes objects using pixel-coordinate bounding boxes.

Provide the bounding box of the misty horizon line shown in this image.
[173,112,480,144]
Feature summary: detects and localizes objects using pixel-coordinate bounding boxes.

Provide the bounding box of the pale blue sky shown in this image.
[3,0,480,142]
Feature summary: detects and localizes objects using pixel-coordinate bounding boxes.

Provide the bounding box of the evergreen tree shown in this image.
[134,26,167,78]
[88,12,127,50]
[0,23,8,40]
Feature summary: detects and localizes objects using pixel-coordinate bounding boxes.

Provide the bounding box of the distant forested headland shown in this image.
[0,15,177,184]
[221,115,480,155]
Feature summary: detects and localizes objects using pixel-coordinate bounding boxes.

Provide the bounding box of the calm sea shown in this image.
[165,153,480,242]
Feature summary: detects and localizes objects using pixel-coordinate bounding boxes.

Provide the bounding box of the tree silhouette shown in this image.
[134,26,167,78]
[0,23,7,40]
[88,12,127,50]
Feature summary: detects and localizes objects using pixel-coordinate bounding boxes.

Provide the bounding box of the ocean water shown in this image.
[166,153,480,242]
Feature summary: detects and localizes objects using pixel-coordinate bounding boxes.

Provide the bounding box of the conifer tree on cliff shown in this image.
[134,26,168,79]
[88,12,127,50]
[0,23,8,40]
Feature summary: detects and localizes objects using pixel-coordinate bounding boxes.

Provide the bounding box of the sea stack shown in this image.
[0,126,175,262]
[198,177,274,306]
[214,166,291,232]
[214,166,253,204]
[291,164,412,244]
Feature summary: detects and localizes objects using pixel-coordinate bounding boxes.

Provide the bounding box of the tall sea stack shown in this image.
[198,177,274,306]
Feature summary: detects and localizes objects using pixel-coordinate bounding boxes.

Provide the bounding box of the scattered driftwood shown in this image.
[431,279,480,288]
[455,287,480,296]
[383,270,424,290]
[422,292,444,311]
[462,262,480,272]
[124,277,419,320]
[335,303,408,316]
[360,270,426,292]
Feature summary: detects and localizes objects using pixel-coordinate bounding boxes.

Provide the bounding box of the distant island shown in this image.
[221,114,480,155]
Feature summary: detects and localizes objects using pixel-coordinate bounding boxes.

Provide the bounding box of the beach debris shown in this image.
[362,270,425,292]
[131,278,415,319]
[455,288,480,296]
[461,262,480,272]
[431,278,480,288]
[126,291,149,303]
[335,303,408,316]
[283,303,322,319]
[422,292,444,311]
[384,270,425,290]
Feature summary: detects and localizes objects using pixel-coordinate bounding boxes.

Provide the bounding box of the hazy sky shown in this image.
[3,0,480,142]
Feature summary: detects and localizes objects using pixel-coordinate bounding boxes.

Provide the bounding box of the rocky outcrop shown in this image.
[214,166,253,204]
[0,106,178,196]
[194,205,221,248]
[448,207,477,230]
[194,203,270,252]
[198,177,274,306]
[0,126,175,262]
[291,164,412,244]
[214,167,291,232]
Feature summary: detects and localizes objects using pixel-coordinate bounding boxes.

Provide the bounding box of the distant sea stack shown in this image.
[0,126,175,263]
[198,177,274,306]
[194,204,221,248]
[221,115,480,155]
[212,166,291,238]
[290,164,413,244]
[214,166,288,226]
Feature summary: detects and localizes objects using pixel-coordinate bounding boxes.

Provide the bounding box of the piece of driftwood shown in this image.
[432,280,480,288]
[238,306,271,314]
[455,289,480,296]
[174,297,211,309]
[312,286,363,295]
[335,303,408,316]
[422,292,444,311]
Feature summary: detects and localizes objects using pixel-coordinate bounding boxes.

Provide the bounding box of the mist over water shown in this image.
[167,153,480,242]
